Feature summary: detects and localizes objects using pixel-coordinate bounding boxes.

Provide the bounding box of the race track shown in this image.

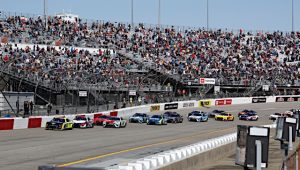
[0,102,298,170]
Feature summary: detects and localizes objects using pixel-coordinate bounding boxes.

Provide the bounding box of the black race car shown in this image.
[208,110,225,118]
[163,112,183,123]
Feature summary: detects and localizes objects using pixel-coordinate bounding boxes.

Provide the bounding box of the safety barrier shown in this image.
[117,133,237,170]
[0,95,299,130]
[116,123,277,170]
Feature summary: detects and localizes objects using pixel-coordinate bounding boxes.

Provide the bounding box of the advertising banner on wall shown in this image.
[276,97,300,102]
[183,102,194,108]
[252,97,267,103]
[199,100,212,107]
[199,78,216,85]
[215,99,232,106]
[150,105,160,112]
[164,103,178,110]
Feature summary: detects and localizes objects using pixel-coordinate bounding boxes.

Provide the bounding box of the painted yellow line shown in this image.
[57,127,234,167]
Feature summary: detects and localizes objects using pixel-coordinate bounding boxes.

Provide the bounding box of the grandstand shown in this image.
[0,10,299,117]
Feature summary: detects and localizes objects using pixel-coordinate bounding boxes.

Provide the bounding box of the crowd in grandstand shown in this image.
[0,14,300,90]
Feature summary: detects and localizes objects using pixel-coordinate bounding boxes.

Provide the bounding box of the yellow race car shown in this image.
[215,112,234,121]
[45,116,74,130]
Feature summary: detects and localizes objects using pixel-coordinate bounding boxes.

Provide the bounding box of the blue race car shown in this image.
[129,113,149,123]
[147,115,167,125]
[187,111,208,122]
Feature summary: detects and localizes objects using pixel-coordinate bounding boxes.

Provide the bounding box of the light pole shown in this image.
[131,0,134,28]
[44,0,47,29]
[158,0,161,27]
[292,0,294,32]
[207,0,209,30]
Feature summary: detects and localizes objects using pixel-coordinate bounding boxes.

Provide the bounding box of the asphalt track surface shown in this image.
[0,102,299,170]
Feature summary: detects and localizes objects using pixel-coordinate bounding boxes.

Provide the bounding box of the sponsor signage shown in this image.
[129,90,136,96]
[276,97,300,102]
[79,91,87,97]
[150,105,160,112]
[252,97,267,103]
[199,100,212,107]
[183,102,194,108]
[164,103,178,110]
[199,78,216,85]
[215,99,232,106]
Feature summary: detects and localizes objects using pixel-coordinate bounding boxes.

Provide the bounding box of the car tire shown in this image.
[138,119,143,124]
[114,123,120,128]
[232,117,234,121]
[103,122,107,128]
[196,118,201,122]
[123,123,127,128]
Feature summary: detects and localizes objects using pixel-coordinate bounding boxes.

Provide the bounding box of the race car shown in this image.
[45,116,73,130]
[215,112,234,121]
[209,109,225,118]
[269,113,283,121]
[239,112,259,121]
[129,113,149,123]
[188,111,208,122]
[94,114,111,126]
[147,115,167,125]
[269,111,293,121]
[163,112,183,123]
[238,109,256,117]
[103,116,127,128]
[73,115,94,128]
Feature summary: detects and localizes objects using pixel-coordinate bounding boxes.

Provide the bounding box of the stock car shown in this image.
[215,112,234,121]
[129,113,149,123]
[103,116,127,128]
[209,109,225,118]
[94,114,111,125]
[188,111,208,122]
[45,116,73,130]
[269,111,294,121]
[239,112,259,121]
[73,115,94,128]
[147,115,168,125]
[163,112,183,123]
[238,109,256,117]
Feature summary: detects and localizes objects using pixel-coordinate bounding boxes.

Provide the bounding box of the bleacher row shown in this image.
[0,14,300,90]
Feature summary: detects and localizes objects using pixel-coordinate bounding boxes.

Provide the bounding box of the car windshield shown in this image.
[133,113,143,117]
[247,112,257,116]
[192,111,200,114]
[53,118,65,123]
[221,113,228,116]
[100,115,108,118]
[170,114,179,117]
[151,115,161,119]
[109,117,120,121]
[75,116,86,120]
[193,113,202,116]
[164,112,172,115]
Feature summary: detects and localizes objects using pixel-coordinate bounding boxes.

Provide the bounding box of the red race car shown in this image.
[94,114,111,126]
[103,116,127,128]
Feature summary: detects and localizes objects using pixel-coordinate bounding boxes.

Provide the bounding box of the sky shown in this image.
[0,0,299,32]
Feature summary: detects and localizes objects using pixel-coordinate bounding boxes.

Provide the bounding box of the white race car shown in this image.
[73,115,94,128]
